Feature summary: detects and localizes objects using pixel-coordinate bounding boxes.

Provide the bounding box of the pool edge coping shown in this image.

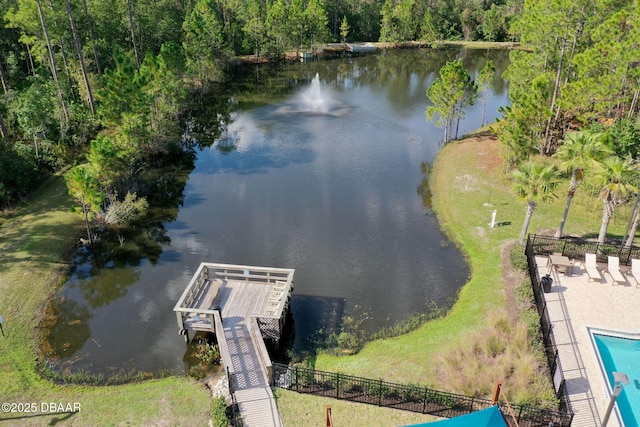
[587,326,640,427]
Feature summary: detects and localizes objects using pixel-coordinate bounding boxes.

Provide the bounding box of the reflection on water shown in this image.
[45,48,510,375]
[42,296,91,359]
[272,72,353,117]
[417,162,434,214]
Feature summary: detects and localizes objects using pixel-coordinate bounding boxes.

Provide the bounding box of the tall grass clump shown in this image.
[434,313,556,407]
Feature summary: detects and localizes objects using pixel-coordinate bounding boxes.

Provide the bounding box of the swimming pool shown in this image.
[590,328,640,427]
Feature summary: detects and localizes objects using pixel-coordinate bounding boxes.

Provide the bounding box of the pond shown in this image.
[44,48,510,375]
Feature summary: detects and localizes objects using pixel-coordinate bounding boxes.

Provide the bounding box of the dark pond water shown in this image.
[45,48,510,375]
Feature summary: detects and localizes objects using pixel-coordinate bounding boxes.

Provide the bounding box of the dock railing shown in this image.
[173,263,295,340]
[207,262,293,286]
[213,310,236,391]
[249,316,273,385]
[173,263,216,334]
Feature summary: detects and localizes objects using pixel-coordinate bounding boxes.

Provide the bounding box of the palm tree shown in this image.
[512,161,560,243]
[552,131,612,238]
[624,194,640,247]
[593,156,639,245]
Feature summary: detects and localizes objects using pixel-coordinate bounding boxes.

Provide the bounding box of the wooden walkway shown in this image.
[174,263,294,427]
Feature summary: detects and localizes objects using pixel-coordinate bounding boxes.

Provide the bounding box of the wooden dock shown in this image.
[174,263,294,427]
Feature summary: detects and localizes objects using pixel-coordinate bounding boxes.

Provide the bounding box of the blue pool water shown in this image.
[593,332,640,427]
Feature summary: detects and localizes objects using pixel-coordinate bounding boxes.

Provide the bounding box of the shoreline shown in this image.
[0,177,211,426]
[231,40,522,66]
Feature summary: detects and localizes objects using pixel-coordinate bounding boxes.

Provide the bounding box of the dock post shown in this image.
[176,311,189,342]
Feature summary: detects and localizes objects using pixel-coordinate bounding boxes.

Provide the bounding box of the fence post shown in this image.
[379,379,383,406]
[517,404,523,424]
[295,366,299,392]
[423,387,428,414]
[336,373,340,399]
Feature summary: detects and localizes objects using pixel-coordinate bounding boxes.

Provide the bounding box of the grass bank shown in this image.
[312,133,509,384]
[0,177,210,426]
[310,131,629,391]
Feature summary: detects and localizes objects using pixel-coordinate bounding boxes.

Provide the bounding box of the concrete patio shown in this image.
[534,255,640,427]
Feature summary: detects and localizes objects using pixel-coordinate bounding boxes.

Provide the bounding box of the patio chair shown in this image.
[628,259,640,288]
[584,253,603,282]
[606,256,627,285]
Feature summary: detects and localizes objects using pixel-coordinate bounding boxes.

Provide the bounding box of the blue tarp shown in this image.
[402,405,508,427]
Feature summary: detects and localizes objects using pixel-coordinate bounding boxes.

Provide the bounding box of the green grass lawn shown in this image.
[275,388,437,427]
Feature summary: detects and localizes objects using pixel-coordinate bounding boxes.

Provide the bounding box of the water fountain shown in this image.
[274,73,351,117]
[300,73,329,113]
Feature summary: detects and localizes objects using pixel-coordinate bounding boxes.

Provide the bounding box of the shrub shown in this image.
[509,243,528,271]
[0,141,44,208]
[195,343,221,364]
[335,331,361,354]
[211,396,228,427]
[515,273,534,306]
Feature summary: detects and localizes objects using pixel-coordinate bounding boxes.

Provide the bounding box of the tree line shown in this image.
[490,1,639,245]
[496,0,640,165]
[2,0,638,246]
[424,1,640,245]
[0,0,521,215]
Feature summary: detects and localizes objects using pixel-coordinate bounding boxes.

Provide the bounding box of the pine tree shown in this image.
[426,60,477,143]
[477,59,495,126]
[340,16,349,44]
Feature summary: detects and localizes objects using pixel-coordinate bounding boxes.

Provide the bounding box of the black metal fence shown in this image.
[525,235,575,417]
[527,233,640,265]
[273,363,573,427]
[268,233,585,427]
